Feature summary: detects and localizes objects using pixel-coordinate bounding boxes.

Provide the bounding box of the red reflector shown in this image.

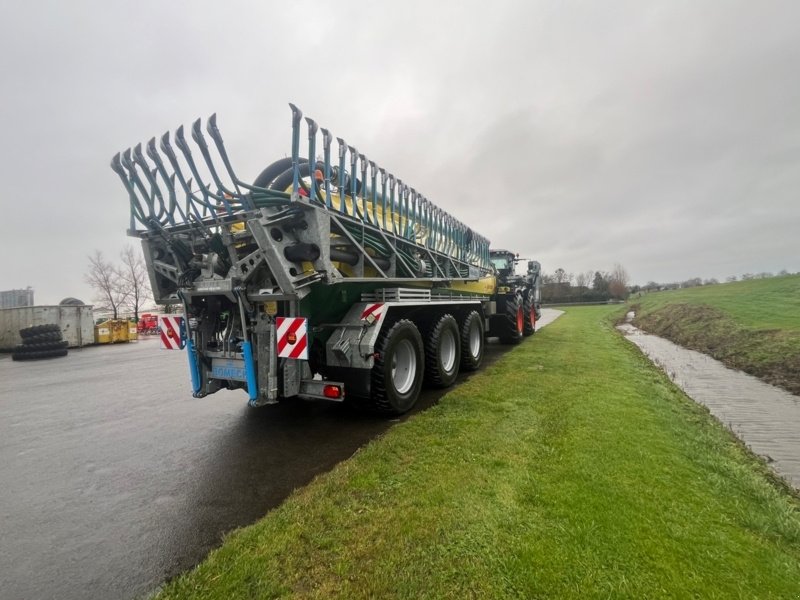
[287,332,297,344]
[323,385,342,399]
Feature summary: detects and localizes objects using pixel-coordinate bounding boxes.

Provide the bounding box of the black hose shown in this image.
[252,157,308,189]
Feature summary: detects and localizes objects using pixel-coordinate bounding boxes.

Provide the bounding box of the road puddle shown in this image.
[618,313,800,489]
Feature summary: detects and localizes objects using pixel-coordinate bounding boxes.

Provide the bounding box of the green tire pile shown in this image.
[12,324,69,361]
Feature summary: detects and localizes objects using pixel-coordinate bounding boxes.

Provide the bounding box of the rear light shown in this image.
[323,385,342,399]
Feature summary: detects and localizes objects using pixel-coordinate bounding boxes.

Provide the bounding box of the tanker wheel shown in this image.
[370,319,424,414]
[424,314,461,388]
[460,310,485,372]
[499,295,524,345]
[523,293,536,337]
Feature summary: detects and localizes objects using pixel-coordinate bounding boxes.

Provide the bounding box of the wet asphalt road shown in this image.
[0,310,561,600]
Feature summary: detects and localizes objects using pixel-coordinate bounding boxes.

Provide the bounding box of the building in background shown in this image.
[0,287,34,309]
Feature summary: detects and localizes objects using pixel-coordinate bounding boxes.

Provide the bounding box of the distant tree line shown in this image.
[540,267,795,304]
[540,263,630,303]
[641,269,793,292]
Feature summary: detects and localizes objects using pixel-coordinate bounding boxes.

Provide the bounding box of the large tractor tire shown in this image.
[499,295,524,345]
[23,331,63,344]
[19,324,61,339]
[12,348,68,361]
[460,310,485,372]
[370,319,425,414]
[13,340,69,354]
[523,292,536,337]
[424,314,461,388]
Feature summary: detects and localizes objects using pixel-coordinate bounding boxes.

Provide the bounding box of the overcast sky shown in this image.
[1,0,798,305]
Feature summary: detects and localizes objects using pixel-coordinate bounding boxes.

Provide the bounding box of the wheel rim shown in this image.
[391,339,417,395]
[516,306,524,333]
[469,320,482,357]
[440,329,456,372]
[530,308,536,327]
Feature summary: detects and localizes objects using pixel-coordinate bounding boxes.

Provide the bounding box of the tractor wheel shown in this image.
[19,324,61,339]
[15,340,69,353]
[460,310,485,372]
[23,331,63,344]
[424,314,461,388]
[499,295,524,345]
[523,293,536,337]
[370,320,424,415]
[12,348,68,361]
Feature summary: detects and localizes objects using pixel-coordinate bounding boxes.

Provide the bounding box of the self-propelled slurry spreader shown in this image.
[111,104,541,414]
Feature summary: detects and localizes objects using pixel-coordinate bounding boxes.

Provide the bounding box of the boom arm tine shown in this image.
[379,167,387,231]
[321,127,332,209]
[146,137,182,225]
[160,131,213,222]
[358,153,369,225]
[289,103,303,201]
[305,117,318,204]
[348,146,363,220]
[336,137,347,215]
[390,176,399,235]
[369,161,378,227]
[132,143,167,223]
[410,188,417,239]
[206,113,252,209]
[191,118,235,215]
[120,148,156,220]
[175,124,230,216]
[111,152,147,230]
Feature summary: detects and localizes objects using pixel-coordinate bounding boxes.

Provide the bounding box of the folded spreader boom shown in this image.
[109,104,540,414]
[111,103,492,304]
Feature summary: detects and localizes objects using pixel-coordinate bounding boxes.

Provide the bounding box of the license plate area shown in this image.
[211,358,247,381]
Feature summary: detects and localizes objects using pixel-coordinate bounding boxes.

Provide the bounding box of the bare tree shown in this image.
[85,250,128,319]
[608,263,629,300]
[120,245,151,322]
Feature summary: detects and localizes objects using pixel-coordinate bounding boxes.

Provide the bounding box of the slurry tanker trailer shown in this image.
[111,104,541,414]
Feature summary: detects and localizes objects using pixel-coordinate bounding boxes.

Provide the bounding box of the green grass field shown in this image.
[631,275,800,393]
[156,307,800,599]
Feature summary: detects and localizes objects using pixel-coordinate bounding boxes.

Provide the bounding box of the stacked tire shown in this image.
[12,324,69,361]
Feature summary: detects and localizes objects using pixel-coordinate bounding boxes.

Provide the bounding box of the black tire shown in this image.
[19,324,61,339]
[14,341,67,353]
[499,295,524,345]
[424,314,461,388]
[16,340,69,353]
[12,348,68,361]
[369,319,424,415]
[523,292,536,337]
[23,331,63,344]
[460,310,485,372]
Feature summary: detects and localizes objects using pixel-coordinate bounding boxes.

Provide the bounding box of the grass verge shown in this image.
[631,275,800,394]
[157,306,800,599]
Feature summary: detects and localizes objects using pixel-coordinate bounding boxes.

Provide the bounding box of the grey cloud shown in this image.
[1,0,798,304]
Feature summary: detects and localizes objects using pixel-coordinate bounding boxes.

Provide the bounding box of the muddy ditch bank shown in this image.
[619,315,800,490]
[629,302,800,395]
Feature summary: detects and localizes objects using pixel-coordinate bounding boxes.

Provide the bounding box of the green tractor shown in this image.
[488,250,542,344]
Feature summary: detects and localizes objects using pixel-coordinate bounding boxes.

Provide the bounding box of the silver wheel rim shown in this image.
[391,339,417,395]
[441,329,456,373]
[469,321,481,358]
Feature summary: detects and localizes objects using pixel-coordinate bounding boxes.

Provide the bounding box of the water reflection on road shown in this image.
[618,317,800,489]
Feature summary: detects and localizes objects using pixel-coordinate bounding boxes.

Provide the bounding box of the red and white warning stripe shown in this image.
[159,315,185,350]
[360,303,384,321]
[276,317,309,360]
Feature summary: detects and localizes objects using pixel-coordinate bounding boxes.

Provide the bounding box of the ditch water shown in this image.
[618,313,800,489]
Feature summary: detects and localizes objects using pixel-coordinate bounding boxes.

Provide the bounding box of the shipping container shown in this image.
[0,305,95,350]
